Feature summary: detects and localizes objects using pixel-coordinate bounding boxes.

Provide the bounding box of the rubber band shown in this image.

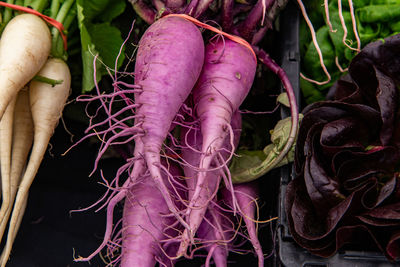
[0,2,68,50]
[164,13,257,61]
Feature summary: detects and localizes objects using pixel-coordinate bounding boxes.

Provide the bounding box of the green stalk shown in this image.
[51,0,75,58]
[62,4,76,30]
[51,0,76,59]
[54,0,75,26]
[3,0,15,26]
[32,75,63,87]
[14,0,23,7]
[28,0,49,13]
[49,0,60,18]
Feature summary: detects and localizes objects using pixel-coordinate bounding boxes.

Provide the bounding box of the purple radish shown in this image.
[222,181,264,267]
[197,207,229,267]
[76,15,204,262]
[188,38,256,252]
[121,162,183,267]
[179,110,243,256]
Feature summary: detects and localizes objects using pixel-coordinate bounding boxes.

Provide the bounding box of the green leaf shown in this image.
[100,1,126,22]
[76,0,127,93]
[277,92,290,107]
[328,8,357,62]
[371,0,400,4]
[352,0,372,7]
[77,0,125,22]
[229,150,267,177]
[358,5,400,23]
[389,20,400,32]
[303,26,335,79]
[230,115,303,183]
[358,23,382,44]
[300,78,328,104]
[88,23,125,69]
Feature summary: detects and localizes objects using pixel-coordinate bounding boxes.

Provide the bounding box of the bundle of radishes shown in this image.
[0,3,75,265]
[72,1,299,265]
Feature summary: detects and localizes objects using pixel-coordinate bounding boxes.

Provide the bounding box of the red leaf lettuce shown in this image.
[286,34,400,261]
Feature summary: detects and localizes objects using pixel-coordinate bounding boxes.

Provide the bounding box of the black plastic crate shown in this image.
[276,2,399,266]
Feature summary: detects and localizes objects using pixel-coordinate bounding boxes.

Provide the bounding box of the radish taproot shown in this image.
[178,38,256,255]
[75,15,205,262]
[178,110,242,256]
[179,124,223,255]
[0,194,28,267]
[222,181,264,267]
[197,207,230,267]
[235,182,264,267]
[179,109,243,263]
[0,88,33,245]
[0,97,17,229]
[132,15,203,231]
[120,162,183,267]
[0,58,70,263]
[0,13,51,120]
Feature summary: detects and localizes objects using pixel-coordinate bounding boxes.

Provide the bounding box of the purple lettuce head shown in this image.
[286,34,400,261]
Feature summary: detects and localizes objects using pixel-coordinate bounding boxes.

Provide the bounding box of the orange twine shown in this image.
[165,13,256,61]
[0,2,68,50]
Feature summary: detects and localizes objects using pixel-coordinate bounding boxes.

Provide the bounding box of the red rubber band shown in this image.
[0,2,68,51]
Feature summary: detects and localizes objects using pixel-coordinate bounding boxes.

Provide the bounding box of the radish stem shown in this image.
[32,75,63,86]
[2,0,15,30]
[49,0,60,18]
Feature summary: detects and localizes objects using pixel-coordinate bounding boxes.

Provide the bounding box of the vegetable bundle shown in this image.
[287,33,400,261]
[71,1,299,265]
[0,3,74,265]
[0,11,71,266]
[0,0,129,264]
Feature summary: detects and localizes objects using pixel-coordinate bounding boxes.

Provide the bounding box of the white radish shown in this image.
[0,194,28,267]
[0,13,51,120]
[0,88,34,244]
[0,97,17,228]
[0,58,70,264]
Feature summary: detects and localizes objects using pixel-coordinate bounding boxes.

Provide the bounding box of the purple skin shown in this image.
[184,0,199,16]
[197,208,229,267]
[183,110,265,267]
[130,0,157,24]
[235,0,275,41]
[201,111,242,267]
[152,0,165,12]
[221,0,234,32]
[75,16,204,262]
[192,0,214,18]
[178,111,242,257]
[133,15,204,229]
[223,112,264,267]
[158,242,179,267]
[121,163,182,267]
[193,39,255,177]
[166,0,186,9]
[178,39,256,256]
[180,121,222,253]
[221,181,264,267]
